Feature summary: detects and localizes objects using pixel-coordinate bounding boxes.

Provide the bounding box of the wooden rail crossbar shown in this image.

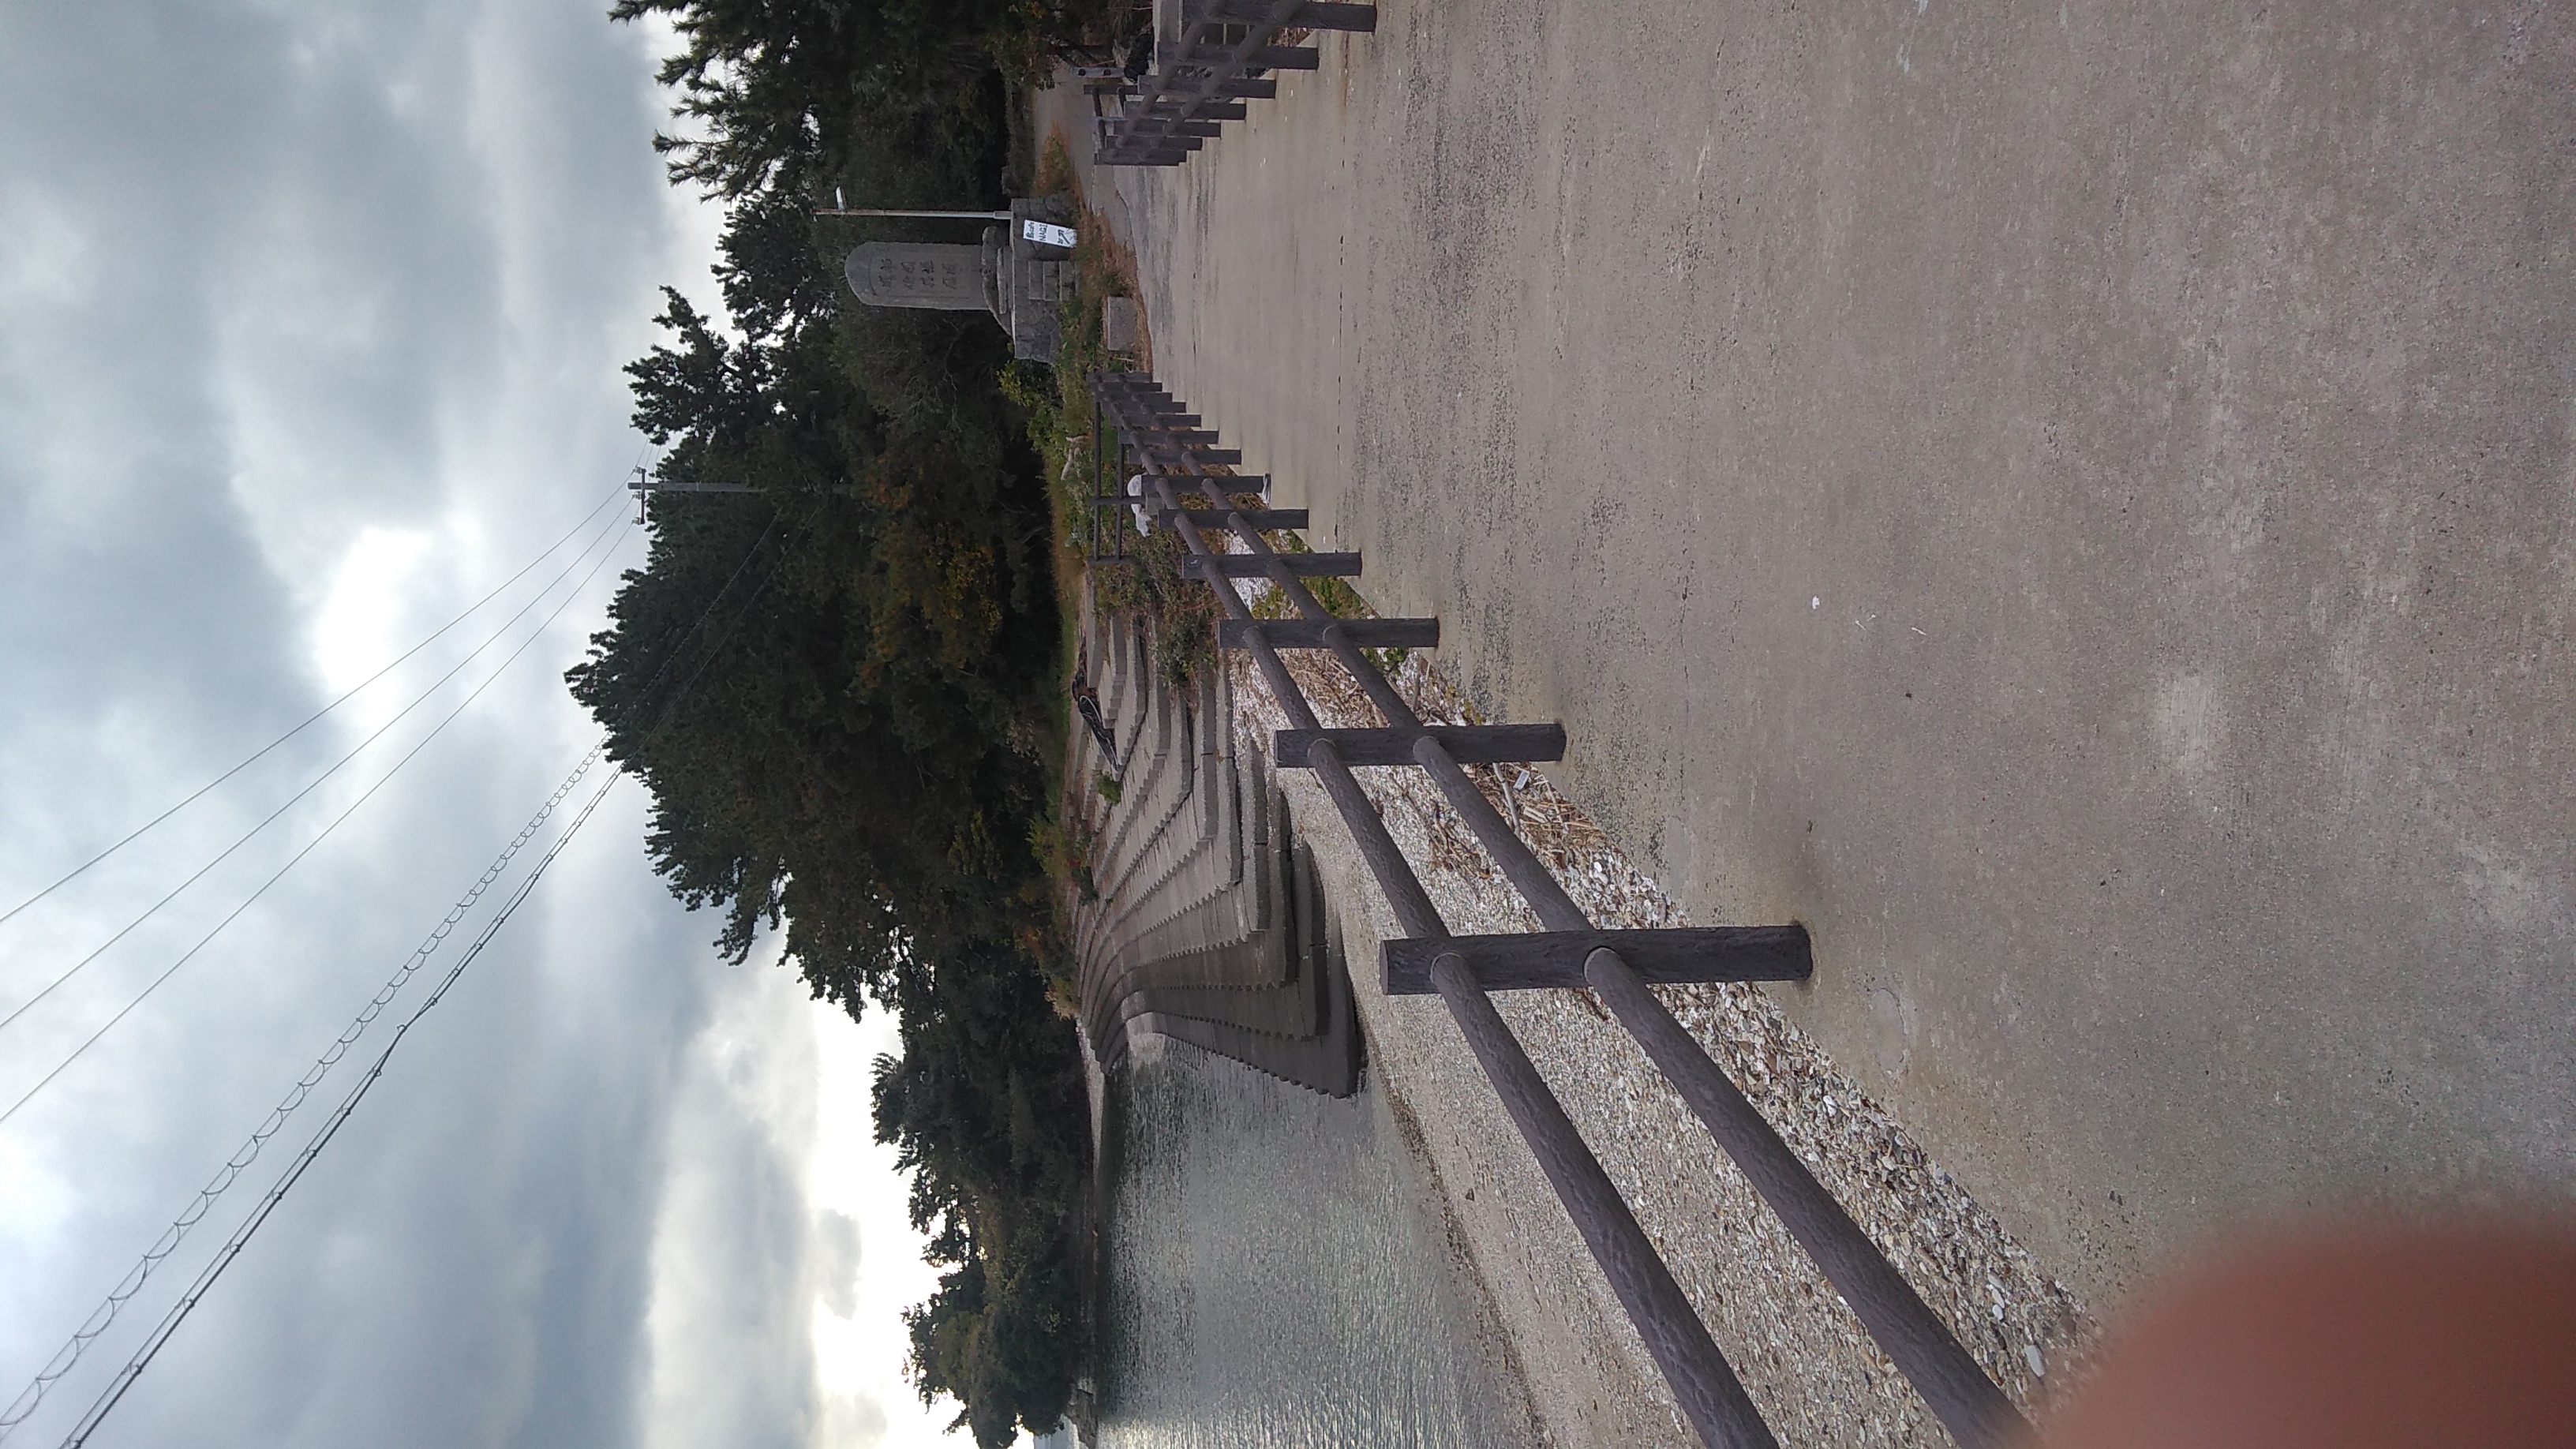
[1181,550,1359,578]
[1271,723,1565,767]
[1218,616,1436,648]
[1088,369,2033,1449]
[1162,505,1307,528]
[1382,927,1814,994]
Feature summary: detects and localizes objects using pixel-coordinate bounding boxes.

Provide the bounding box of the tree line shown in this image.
[575,2,1117,1441]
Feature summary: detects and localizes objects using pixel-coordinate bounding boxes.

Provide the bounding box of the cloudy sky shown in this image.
[0,4,953,1446]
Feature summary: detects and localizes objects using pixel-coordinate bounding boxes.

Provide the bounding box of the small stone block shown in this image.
[1101,297,1140,354]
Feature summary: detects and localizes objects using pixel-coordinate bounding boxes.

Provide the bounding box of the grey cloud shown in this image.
[47,804,718,1449]
[0,2,502,531]
[634,954,829,1449]
[0,0,492,840]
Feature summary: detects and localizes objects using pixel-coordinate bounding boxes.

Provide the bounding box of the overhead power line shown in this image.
[21,504,810,1448]
[0,509,634,1041]
[51,765,627,1449]
[0,517,637,1128]
[0,748,609,1442]
[0,482,628,934]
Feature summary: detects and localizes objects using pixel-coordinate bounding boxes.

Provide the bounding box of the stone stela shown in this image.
[840,196,1073,361]
[844,242,993,312]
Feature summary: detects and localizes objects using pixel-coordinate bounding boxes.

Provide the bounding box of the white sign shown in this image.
[1021,219,1078,249]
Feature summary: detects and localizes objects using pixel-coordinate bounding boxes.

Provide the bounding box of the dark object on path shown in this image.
[1073,654,1118,766]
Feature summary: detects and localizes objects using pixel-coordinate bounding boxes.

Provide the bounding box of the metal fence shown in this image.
[1088,369,2031,1449]
[1092,0,1377,167]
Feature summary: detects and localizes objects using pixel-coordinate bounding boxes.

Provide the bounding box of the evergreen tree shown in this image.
[588,9,1097,1440]
[609,0,1018,197]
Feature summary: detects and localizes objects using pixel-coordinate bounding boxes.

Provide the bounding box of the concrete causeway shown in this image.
[1043,0,2576,1316]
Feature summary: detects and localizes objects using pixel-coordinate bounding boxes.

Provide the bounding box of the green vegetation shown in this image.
[575,4,1133,1443]
[1003,138,1390,691]
[996,135,1139,681]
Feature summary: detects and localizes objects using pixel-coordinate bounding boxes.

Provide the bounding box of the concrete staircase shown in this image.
[1067,591,1359,1096]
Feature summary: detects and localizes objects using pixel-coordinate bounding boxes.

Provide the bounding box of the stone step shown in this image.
[1073,600,1361,1098]
[1091,841,1356,1096]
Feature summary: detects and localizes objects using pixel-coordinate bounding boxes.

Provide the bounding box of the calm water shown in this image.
[1096,1039,1531,1449]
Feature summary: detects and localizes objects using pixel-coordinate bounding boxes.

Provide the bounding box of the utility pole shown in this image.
[811,208,1013,221]
[814,184,1012,224]
[630,469,760,522]
[630,469,856,523]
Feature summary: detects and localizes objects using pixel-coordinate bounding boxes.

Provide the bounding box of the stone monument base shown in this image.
[1001,194,1076,363]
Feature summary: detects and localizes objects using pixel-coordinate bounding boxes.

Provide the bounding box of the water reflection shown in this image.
[1098,1039,1532,1449]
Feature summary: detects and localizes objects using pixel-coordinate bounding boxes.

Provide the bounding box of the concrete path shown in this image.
[1038,2,2576,1308]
